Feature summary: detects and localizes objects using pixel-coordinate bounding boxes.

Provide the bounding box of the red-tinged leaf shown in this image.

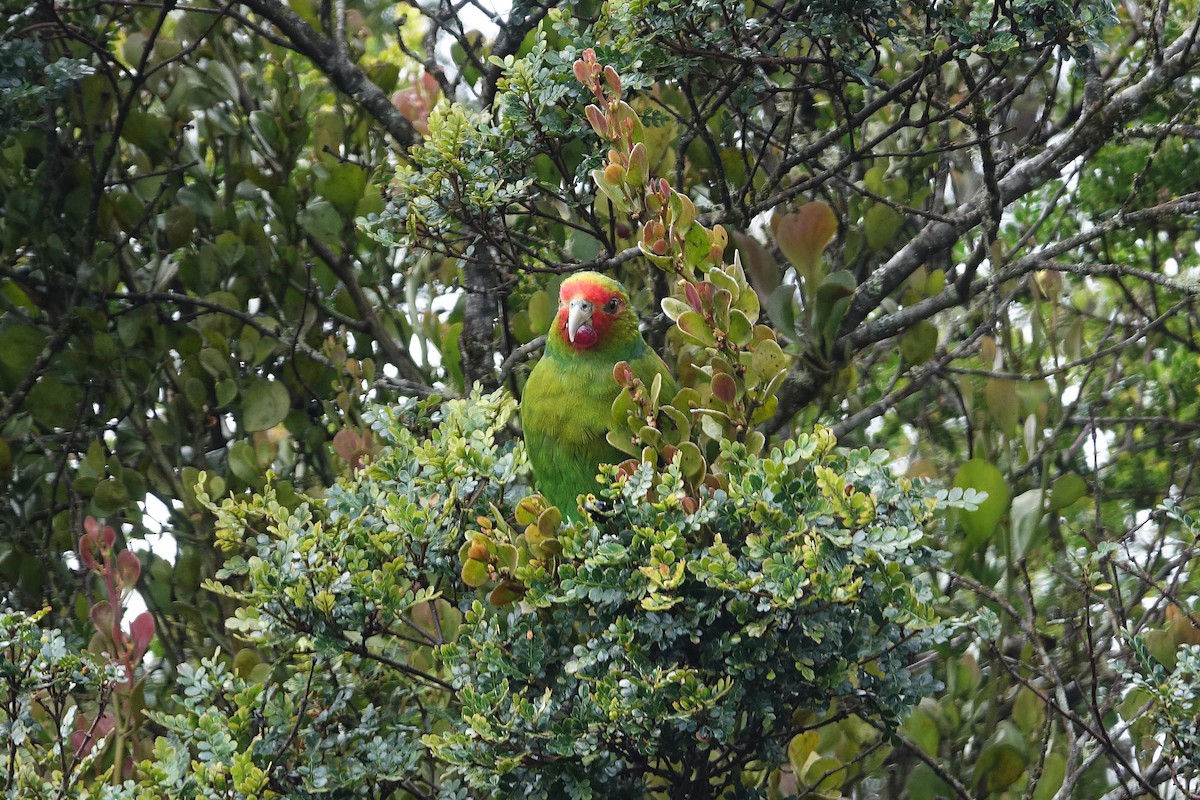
[711,372,737,404]
[572,60,590,86]
[585,104,607,138]
[489,579,525,607]
[774,201,838,279]
[603,65,621,95]
[90,600,115,636]
[115,549,141,588]
[79,532,101,572]
[332,428,361,462]
[685,282,703,311]
[731,230,779,298]
[627,142,648,186]
[70,712,115,759]
[84,516,101,538]
[129,611,155,661]
[613,361,636,387]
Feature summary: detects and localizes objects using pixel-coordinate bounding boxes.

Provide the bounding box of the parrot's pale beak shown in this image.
[567,298,593,343]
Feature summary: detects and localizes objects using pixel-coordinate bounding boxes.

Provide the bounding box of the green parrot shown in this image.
[521,271,678,517]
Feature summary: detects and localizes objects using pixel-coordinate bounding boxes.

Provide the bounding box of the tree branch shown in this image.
[768,29,1200,430]
[237,0,418,147]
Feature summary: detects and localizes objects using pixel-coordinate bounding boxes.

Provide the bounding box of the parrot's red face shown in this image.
[555,275,626,351]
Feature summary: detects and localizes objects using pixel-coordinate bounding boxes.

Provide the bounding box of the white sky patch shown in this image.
[122,495,179,645]
[434,0,507,94]
[123,590,150,630]
[457,0,506,36]
[1083,428,1113,470]
[865,416,884,438]
[411,334,443,369]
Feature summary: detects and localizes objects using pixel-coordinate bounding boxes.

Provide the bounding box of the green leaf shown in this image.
[765,284,797,339]
[461,558,490,588]
[973,743,1025,793]
[804,756,846,791]
[442,322,464,391]
[683,222,713,269]
[750,338,788,383]
[1049,472,1087,511]
[787,731,819,777]
[661,296,691,322]
[953,459,1010,546]
[1010,489,1044,558]
[28,377,85,428]
[120,110,170,161]
[1032,753,1066,800]
[906,763,952,800]
[676,310,717,347]
[228,440,261,485]
[298,199,344,243]
[316,162,368,218]
[900,321,938,364]
[903,708,939,756]
[528,290,554,334]
[985,378,1019,433]
[727,309,753,346]
[215,380,238,407]
[241,379,290,432]
[92,478,130,514]
[1012,686,1043,733]
[676,441,705,481]
[813,271,857,353]
[864,203,902,251]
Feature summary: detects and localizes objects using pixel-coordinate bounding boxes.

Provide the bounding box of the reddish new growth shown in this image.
[73,517,156,761]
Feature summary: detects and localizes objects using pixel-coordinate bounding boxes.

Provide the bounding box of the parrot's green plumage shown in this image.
[521,272,677,517]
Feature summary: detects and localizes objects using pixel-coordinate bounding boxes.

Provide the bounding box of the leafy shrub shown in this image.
[4,388,965,798]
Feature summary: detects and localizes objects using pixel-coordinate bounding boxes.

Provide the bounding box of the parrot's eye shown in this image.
[604,298,621,313]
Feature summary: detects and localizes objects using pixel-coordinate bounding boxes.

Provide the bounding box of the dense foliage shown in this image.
[3,0,1200,797]
[3,390,970,797]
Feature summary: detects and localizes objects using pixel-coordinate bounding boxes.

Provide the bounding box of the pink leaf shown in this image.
[584,104,607,139]
[129,612,156,662]
[603,65,621,96]
[774,200,838,281]
[332,428,361,462]
[70,712,115,759]
[572,59,590,86]
[79,532,100,572]
[115,550,141,589]
[89,600,115,636]
[419,71,441,98]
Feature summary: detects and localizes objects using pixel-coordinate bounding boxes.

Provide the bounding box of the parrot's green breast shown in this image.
[522,330,675,518]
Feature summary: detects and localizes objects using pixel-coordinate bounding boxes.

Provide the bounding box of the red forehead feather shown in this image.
[559,277,621,306]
